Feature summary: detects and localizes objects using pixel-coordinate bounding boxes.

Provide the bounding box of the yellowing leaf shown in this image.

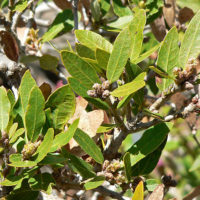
[132,181,144,200]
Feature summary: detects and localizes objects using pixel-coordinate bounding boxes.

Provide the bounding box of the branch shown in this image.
[94,186,126,200]
[72,0,79,30]
[104,100,198,160]
[72,0,79,43]
[183,186,200,200]
[54,177,125,200]
[149,83,180,112]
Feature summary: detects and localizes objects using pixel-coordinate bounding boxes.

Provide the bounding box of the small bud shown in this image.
[87,90,97,98]
[173,67,182,76]
[184,81,194,90]
[102,90,110,99]
[138,1,145,8]
[103,160,110,171]
[196,101,200,109]
[192,95,198,104]
[0,61,7,72]
[6,71,14,77]
[7,62,16,72]
[102,80,110,90]
[22,141,41,160]
[117,80,124,86]
[92,83,101,90]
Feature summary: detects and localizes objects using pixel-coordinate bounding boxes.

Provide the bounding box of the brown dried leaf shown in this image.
[178,7,194,24]
[39,82,52,101]
[163,0,176,28]
[53,0,72,10]
[68,97,105,156]
[148,184,164,200]
[0,31,19,62]
[150,16,166,42]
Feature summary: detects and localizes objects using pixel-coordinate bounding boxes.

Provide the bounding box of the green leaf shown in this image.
[112,0,132,17]
[179,10,200,69]
[143,109,164,120]
[7,89,15,109]
[9,128,25,144]
[9,123,18,139]
[84,176,105,190]
[74,128,104,164]
[131,138,167,176]
[28,173,55,195]
[100,0,110,15]
[133,43,161,64]
[82,58,104,74]
[95,48,110,70]
[146,0,163,24]
[129,8,146,62]
[157,27,179,90]
[97,124,116,133]
[149,66,173,79]
[75,30,113,53]
[91,0,101,21]
[39,54,59,73]
[9,160,37,168]
[68,77,109,110]
[190,155,200,171]
[9,153,23,163]
[61,51,101,88]
[128,123,172,166]
[62,149,96,178]
[32,128,54,163]
[39,154,66,165]
[42,9,74,42]
[50,119,79,152]
[107,15,133,30]
[76,43,96,60]
[146,179,159,192]
[7,191,39,200]
[107,28,132,83]
[111,72,146,97]
[25,86,46,142]
[123,152,132,181]
[0,175,24,186]
[45,85,75,130]
[117,94,134,109]
[0,87,11,131]
[13,0,27,12]
[18,70,37,118]
[132,181,144,200]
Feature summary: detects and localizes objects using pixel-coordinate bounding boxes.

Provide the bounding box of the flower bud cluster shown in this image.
[87,80,110,100]
[99,159,126,185]
[0,132,9,148]
[173,59,197,86]
[22,141,41,160]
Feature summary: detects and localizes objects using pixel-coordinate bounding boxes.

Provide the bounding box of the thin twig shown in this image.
[149,83,180,112]
[183,186,200,200]
[72,0,79,43]
[94,186,125,200]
